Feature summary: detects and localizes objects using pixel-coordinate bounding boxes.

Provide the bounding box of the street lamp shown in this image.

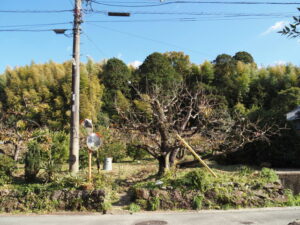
[53,29,67,34]
[108,12,130,17]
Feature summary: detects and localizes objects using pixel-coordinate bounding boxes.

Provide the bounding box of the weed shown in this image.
[193,195,204,210]
[238,166,254,176]
[136,199,148,209]
[284,189,300,206]
[149,196,160,211]
[101,201,112,212]
[128,203,141,212]
[259,168,278,183]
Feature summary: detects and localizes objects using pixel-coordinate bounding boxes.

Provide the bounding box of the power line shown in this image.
[86,23,211,57]
[0,14,290,31]
[0,22,72,28]
[85,16,292,23]
[91,10,295,17]
[0,10,72,14]
[82,32,108,57]
[90,0,300,7]
[86,18,197,22]
[0,29,71,32]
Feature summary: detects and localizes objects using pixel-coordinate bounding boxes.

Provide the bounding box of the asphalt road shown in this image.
[0,207,299,225]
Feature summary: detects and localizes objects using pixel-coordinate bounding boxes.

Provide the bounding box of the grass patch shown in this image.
[133,166,296,210]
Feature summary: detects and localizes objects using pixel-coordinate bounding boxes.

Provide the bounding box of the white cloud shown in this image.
[274,60,287,65]
[261,21,288,36]
[128,60,142,68]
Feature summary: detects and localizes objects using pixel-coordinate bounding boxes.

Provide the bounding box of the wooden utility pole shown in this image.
[69,0,82,174]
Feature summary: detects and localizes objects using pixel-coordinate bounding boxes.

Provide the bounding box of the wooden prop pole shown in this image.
[88,151,92,183]
[175,134,217,178]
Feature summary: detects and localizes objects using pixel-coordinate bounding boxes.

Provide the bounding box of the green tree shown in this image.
[272,87,300,113]
[200,61,215,84]
[233,51,254,64]
[2,61,103,130]
[138,52,182,93]
[80,59,104,123]
[100,58,131,116]
[164,51,191,78]
[213,54,253,106]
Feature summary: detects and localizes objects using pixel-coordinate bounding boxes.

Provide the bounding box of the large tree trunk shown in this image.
[157,153,170,177]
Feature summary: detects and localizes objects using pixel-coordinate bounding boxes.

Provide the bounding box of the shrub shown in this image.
[27,129,69,181]
[50,175,85,190]
[128,203,141,212]
[193,195,204,210]
[0,154,16,176]
[183,169,212,192]
[126,143,149,161]
[149,196,160,211]
[25,140,42,182]
[42,131,69,180]
[260,168,279,183]
[101,141,127,163]
[0,154,16,185]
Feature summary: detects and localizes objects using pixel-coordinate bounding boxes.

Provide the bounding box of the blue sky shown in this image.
[1,0,300,73]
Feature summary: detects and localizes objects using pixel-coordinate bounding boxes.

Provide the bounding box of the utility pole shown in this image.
[69,0,82,174]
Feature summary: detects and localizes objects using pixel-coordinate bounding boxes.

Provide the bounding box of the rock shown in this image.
[263,183,281,190]
[82,190,90,201]
[288,219,300,225]
[50,190,63,201]
[172,190,183,201]
[205,189,217,199]
[136,188,150,200]
[135,189,150,199]
[253,190,267,199]
[0,189,11,197]
[91,189,105,198]
[274,195,287,203]
[150,189,160,198]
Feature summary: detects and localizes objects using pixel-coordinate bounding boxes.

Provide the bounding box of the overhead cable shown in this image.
[0,29,71,32]
[0,10,72,14]
[91,10,295,17]
[86,23,211,56]
[90,0,300,7]
[0,22,72,28]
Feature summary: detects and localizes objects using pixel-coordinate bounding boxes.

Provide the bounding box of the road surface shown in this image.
[0,207,299,225]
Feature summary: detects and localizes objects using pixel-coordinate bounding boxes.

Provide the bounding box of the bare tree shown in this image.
[0,112,41,161]
[115,83,279,176]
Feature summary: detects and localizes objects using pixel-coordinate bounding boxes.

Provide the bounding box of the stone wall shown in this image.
[0,189,105,213]
[277,171,300,194]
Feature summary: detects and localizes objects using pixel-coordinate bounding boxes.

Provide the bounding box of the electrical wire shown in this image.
[0,29,72,32]
[86,18,198,22]
[90,0,300,7]
[86,23,211,56]
[91,10,295,17]
[0,22,72,28]
[82,32,108,57]
[0,10,72,14]
[85,16,292,23]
